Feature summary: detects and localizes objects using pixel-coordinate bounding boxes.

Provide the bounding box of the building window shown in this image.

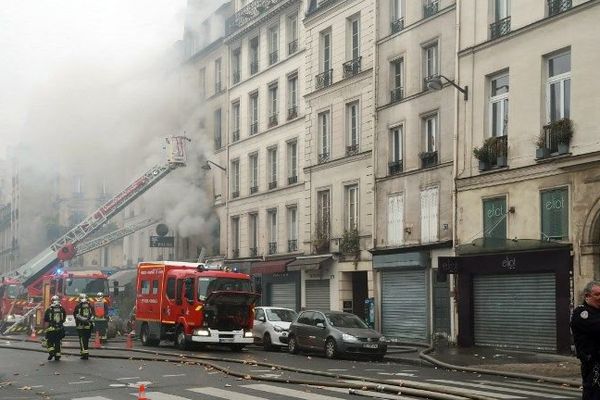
[287,14,298,55]
[391,0,404,33]
[316,30,332,89]
[389,126,403,175]
[343,17,362,78]
[232,48,241,84]
[231,159,240,198]
[346,101,359,155]
[490,0,511,39]
[345,184,359,230]
[317,190,331,237]
[424,114,437,153]
[268,209,277,254]
[214,58,222,93]
[287,73,298,120]
[423,42,438,89]
[250,92,259,135]
[390,58,404,102]
[423,0,439,18]
[547,52,571,122]
[268,83,278,127]
[268,147,277,189]
[490,73,509,137]
[249,153,259,194]
[268,25,279,65]
[541,188,568,241]
[318,111,330,163]
[288,206,298,252]
[483,197,507,239]
[388,194,404,245]
[420,186,439,243]
[199,68,206,99]
[231,217,240,257]
[287,140,298,184]
[249,213,258,257]
[214,109,222,149]
[548,0,572,16]
[250,37,259,75]
[73,175,83,195]
[232,102,240,142]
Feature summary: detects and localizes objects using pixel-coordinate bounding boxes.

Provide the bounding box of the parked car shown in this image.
[253,306,298,350]
[287,310,387,360]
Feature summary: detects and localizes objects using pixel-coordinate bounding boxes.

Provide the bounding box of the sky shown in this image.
[0,0,226,241]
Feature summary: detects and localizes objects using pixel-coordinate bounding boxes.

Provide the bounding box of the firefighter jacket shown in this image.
[73,301,95,329]
[44,304,66,329]
[571,301,600,363]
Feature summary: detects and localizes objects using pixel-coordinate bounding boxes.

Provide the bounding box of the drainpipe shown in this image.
[371,0,380,332]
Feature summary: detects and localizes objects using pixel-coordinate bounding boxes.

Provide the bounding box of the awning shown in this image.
[250,259,294,274]
[287,255,332,271]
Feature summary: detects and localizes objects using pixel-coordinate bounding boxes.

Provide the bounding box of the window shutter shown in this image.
[429,187,439,241]
[388,196,397,245]
[420,190,430,243]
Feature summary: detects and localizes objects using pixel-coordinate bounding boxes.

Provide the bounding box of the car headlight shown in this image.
[342,333,359,342]
[273,325,283,333]
[244,331,253,338]
[379,336,387,342]
[194,329,210,336]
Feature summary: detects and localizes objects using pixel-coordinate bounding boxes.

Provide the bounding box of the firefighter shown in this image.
[93,292,108,337]
[43,295,66,361]
[73,293,95,359]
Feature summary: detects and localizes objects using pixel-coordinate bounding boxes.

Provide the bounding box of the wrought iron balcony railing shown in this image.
[343,57,362,79]
[548,0,572,16]
[250,122,258,135]
[288,175,298,185]
[490,16,511,39]
[227,0,286,33]
[232,190,239,199]
[423,1,439,18]
[249,247,258,257]
[232,71,240,84]
[268,242,277,255]
[287,105,298,120]
[346,144,359,156]
[391,17,405,34]
[250,60,259,75]
[420,151,438,169]
[288,240,298,252]
[288,39,298,55]
[232,129,240,142]
[390,87,404,103]
[269,181,277,190]
[318,152,329,164]
[388,160,403,175]
[268,114,278,127]
[250,185,258,194]
[315,69,333,90]
[269,50,278,65]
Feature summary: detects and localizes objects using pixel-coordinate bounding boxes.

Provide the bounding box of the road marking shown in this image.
[326,368,348,372]
[72,397,112,400]
[130,392,189,400]
[474,380,580,398]
[430,379,572,399]
[189,387,265,400]
[378,372,416,377]
[109,384,127,387]
[69,381,94,385]
[382,379,525,400]
[245,383,347,400]
[249,369,273,372]
[503,380,582,393]
[318,386,419,399]
[117,377,140,381]
[30,385,44,388]
[364,368,384,371]
[162,374,186,377]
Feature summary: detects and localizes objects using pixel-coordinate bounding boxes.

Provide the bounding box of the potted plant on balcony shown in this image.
[535,130,550,159]
[472,137,495,171]
[554,118,573,155]
[312,224,330,254]
[340,227,360,267]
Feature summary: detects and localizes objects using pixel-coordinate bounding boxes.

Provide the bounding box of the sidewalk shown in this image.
[385,343,581,381]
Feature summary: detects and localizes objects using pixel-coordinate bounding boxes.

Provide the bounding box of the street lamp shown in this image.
[426,75,468,101]
[201,160,226,172]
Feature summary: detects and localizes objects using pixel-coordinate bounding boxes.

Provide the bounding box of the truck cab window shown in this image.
[184,278,194,302]
[166,277,176,299]
[176,279,184,305]
[141,280,150,295]
[152,280,159,295]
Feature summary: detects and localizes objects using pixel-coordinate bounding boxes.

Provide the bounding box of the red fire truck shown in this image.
[0,278,28,325]
[135,262,259,351]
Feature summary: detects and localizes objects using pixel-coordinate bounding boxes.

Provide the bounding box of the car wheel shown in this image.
[325,338,338,359]
[263,333,273,351]
[288,335,299,354]
[175,327,189,350]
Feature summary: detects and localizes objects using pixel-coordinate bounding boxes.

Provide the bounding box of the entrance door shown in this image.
[432,273,450,337]
[352,271,368,319]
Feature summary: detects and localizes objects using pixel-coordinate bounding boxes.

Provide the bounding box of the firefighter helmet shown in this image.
[97,292,103,297]
[78,293,88,303]
[51,295,60,305]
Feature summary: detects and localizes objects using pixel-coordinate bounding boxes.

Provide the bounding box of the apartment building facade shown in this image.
[454,0,600,353]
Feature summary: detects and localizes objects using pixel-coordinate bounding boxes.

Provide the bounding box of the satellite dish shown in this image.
[156,224,169,237]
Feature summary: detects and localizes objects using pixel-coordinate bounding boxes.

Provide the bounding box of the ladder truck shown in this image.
[1,136,190,335]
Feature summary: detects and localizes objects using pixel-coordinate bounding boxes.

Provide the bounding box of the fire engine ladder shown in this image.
[5,136,190,288]
[75,218,158,256]
[1,303,41,335]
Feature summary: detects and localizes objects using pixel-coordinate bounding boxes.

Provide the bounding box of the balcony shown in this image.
[250,122,258,135]
[548,0,572,16]
[268,242,277,255]
[490,16,511,39]
[346,144,359,156]
[388,160,403,175]
[232,249,239,259]
[474,136,508,171]
[288,240,298,252]
[232,190,240,199]
[269,50,278,65]
[537,118,573,159]
[268,114,278,128]
[318,152,329,164]
[390,87,404,103]
[269,181,277,190]
[249,247,258,257]
[232,129,240,142]
[232,71,240,84]
[419,151,438,169]
[250,60,259,75]
[288,175,298,185]
[423,1,439,18]
[227,0,286,33]
[287,105,298,120]
[250,185,258,194]
[315,69,333,90]
[288,39,298,55]
[342,57,362,79]
[391,17,405,34]
[215,81,222,93]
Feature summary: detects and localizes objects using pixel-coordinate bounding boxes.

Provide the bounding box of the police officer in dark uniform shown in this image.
[43,295,66,361]
[73,293,95,360]
[571,280,600,400]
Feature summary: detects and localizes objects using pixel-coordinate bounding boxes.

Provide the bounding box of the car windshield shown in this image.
[197,277,252,300]
[266,308,297,322]
[65,278,109,295]
[327,313,368,329]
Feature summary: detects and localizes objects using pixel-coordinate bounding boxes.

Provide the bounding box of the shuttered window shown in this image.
[420,187,438,243]
[541,188,568,240]
[388,194,403,245]
[483,197,507,239]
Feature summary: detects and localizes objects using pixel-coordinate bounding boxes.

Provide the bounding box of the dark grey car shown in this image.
[287,310,387,360]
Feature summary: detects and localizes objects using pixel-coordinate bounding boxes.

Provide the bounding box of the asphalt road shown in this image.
[0,338,583,400]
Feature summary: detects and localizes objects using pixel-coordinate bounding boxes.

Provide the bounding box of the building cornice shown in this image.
[225,0,300,43]
[303,150,372,173]
[375,161,452,183]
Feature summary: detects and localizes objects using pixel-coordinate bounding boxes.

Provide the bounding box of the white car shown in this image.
[253,306,298,350]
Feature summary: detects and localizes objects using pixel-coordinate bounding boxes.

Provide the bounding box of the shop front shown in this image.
[287,255,333,311]
[250,259,299,311]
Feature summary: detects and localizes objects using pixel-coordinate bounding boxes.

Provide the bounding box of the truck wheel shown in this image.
[175,327,189,350]
[141,323,159,347]
[230,344,245,352]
